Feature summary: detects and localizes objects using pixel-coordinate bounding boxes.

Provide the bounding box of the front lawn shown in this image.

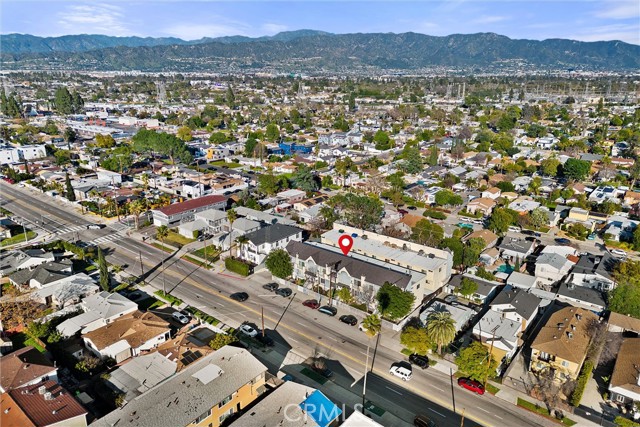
[151,242,174,253]
[162,230,195,248]
[192,247,220,262]
[11,332,46,352]
[1,231,37,247]
[210,160,241,169]
[517,398,577,426]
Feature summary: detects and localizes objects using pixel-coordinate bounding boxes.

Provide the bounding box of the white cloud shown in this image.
[473,15,508,24]
[568,23,640,44]
[595,0,640,19]
[57,4,132,36]
[262,23,288,35]
[163,23,249,40]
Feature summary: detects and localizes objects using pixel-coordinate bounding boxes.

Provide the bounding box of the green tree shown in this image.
[258,170,282,195]
[496,181,515,193]
[95,134,116,148]
[632,227,640,251]
[176,126,192,142]
[455,341,498,382]
[98,247,109,291]
[334,157,354,187]
[265,248,293,279]
[608,260,640,318]
[54,87,74,115]
[209,132,229,144]
[292,165,319,193]
[329,193,383,230]
[361,313,381,338]
[463,238,486,267]
[376,282,416,320]
[64,172,76,202]
[440,237,464,267]
[348,93,356,112]
[540,157,560,177]
[265,123,280,142]
[488,207,515,235]
[428,145,439,166]
[336,287,354,304]
[373,130,392,150]
[458,278,478,298]
[209,333,237,350]
[563,158,592,181]
[402,146,423,174]
[435,189,463,207]
[244,135,258,157]
[400,326,432,355]
[226,85,235,109]
[411,219,444,247]
[425,311,456,355]
[529,207,548,230]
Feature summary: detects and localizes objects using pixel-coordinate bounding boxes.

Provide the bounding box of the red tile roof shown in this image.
[8,381,87,427]
[154,195,227,216]
[0,347,57,392]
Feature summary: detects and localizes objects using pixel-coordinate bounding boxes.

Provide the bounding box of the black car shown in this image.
[312,365,333,378]
[414,415,437,427]
[256,333,275,347]
[230,292,249,302]
[275,288,292,297]
[554,237,571,246]
[339,314,358,326]
[409,354,430,369]
[263,283,279,292]
[318,306,338,316]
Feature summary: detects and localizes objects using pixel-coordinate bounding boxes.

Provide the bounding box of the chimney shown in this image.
[38,385,46,394]
[44,392,53,401]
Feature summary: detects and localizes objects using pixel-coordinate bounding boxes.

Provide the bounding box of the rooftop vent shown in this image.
[568,332,574,339]
[44,392,53,401]
[38,385,46,395]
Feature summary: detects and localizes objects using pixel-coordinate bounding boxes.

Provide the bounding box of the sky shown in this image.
[2,0,639,45]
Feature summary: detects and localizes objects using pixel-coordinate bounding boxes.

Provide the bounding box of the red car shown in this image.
[302,299,320,309]
[457,378,485,395]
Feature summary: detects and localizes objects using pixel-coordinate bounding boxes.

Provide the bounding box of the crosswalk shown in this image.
[52,225,87,235]
[90,234,122,245]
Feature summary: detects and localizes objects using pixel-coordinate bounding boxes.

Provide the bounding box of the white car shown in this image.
[172,312,190,325]
[358,323,369,333]
[389,365,412,381]
[610,249,627,258]
[239,324,258,338]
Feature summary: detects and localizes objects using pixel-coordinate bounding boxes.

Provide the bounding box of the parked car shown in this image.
[302,299,320,309]
[263,282,279,291]
[587,233,596,240]
[358,322,369,333]
[230,292,249,302]
[398,209,409,215]
[457,378,485,395]
[172,312,190,325]
[179,309,192,320]
[610,248,627,258]
[408,206,417,210]
[318,306,338,316]
[239,324,258,338]
[409,354,429,369]
[414,415,437,427]
[86,224,105,230]
[275,288,292,297]
[554,237,571,246]
[444,294,458,304]
[389,365,412,381]
[508,226,521,232]
[339,315,358,326]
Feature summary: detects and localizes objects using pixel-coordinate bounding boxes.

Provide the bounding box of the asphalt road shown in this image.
[1,181,553,427]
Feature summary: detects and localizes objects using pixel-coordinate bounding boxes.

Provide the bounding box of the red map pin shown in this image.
[338,235,354,256]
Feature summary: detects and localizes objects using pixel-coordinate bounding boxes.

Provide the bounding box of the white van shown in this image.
[389,365,412,381]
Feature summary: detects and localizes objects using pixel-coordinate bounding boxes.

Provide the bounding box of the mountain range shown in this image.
[1,30,638,72]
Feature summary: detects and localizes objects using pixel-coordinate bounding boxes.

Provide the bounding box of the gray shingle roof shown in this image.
[498,238,534,255]
[491,288,541,320]
[557,283,606,308]
[286,241,412,289]
[92,346,267,427]
[571,253,619,281]
[245,224,302,246]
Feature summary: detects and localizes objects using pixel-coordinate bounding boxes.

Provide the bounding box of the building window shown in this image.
[194,409,212,424]
[616,394,625,403]
[218,392,235,408]
[561,360,569,368]
[219,408,235,423]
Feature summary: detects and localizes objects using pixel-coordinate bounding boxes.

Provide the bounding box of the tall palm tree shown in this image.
[226,208,237,232]
[233,235,248,259]
[362,313,381,339]
[130,199,147,230]
[156,225,169,293]
[426,312,457,355]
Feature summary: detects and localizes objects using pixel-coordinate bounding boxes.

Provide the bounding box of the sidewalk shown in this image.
[493,382,602,427]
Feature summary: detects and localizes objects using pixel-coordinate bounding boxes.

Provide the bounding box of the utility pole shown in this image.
[261,307,265,337]
[139,251,144,282]
[362,342,370,415]
[484,326,498,390]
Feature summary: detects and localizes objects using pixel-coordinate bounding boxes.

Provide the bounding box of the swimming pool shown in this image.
[496,265,514,274]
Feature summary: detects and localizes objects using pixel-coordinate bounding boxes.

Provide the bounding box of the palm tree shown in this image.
[425,312,457,355]
[226,208,237,232]
[362,313,381,339]
[156,225,169,293]
[141,173,149,190]
[233,235,248,259]
[130,199,147,230]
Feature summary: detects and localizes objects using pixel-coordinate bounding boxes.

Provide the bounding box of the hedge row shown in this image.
[423,209,447,220]
[154,290,183,306]
[570,359,594,406]
[225,258,251,276]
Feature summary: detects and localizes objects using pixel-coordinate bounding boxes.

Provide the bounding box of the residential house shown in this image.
[178,208,228,239]
[56,291,138,337]
[0,347,58,392]
[490,287,541,332]
[604,215,638,242]
[1,381,87,427]
[32,273,99,308]
[482,187,502,200]
[608,338,640,405]
[92,346,268,427]
[463,230,499,248]
[229,382,342,427]
[607,312,640,334]
[276,189,307,205]
[535,253,575,288]
[567,253,619,291]
[623,190,640,206]
[447,274,499,305]
[0,249,55,277]
[105,352,177,402]
[8,260,73,289]
[556,283,606,313]
[508,198,541,214]
[82,311,171,363]
[472,310,521,362]
[498,238,534,261]
[155,327,214,372]
[506,272,538,290]
[479,248,500,266]
[321,226,452,294]
[466,198,496,216]
[152,195,227,226]
[420,300,476,334]
[529,306,597,381]
[239,224,303,265]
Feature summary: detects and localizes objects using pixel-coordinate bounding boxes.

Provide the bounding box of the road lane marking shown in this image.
[432,386,445,392]
[495,415,504,420]
[479,408,491,413]
[385,386,402,395]
[296,322,308,327]
[428,408,446,417]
